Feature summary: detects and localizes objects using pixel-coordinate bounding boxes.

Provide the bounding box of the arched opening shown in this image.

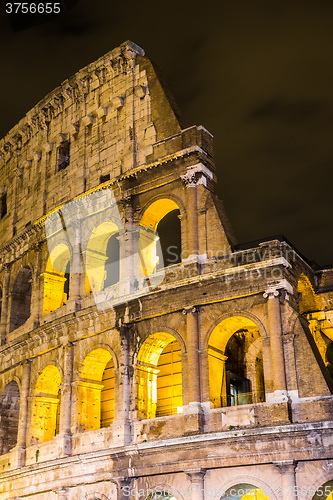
[326,342,333,380]
[31,366,61,444]
[221,484,271,500]
[0,381,20,455]
[43,243,71,315]
[140,199,182,272]
[9,267,32,332]
[311,481,333,500]
[104,233,120,288]
[136,332,182,419]
[208,316,265,407]
[156,209,181,270]
[298,273,333,373]
[85,221,120,295]
[146,491,178,500]
[297,273,321,315]
[78,348,115,431]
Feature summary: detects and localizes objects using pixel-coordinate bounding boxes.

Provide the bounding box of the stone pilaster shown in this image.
[16,359,32,466]
[119,197,135,296]
[113,326,132,445]
[185,468,206,500]
[59,342,73,455]
[0,264,11,345]
[181,173,199,261]
[274,460,298,500]
[69,221,82,308]
[264,288,288,401]
[30,244,42,327]
[184,306,201,407]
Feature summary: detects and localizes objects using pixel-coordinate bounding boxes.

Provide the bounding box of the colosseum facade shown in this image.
[0,40,332,500]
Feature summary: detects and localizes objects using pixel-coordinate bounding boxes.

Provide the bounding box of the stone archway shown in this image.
[0,380,20,455]
[137,332,183,419]
[208,316,265,407]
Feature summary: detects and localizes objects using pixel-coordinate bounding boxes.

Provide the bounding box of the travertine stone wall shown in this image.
[0,41,332,500]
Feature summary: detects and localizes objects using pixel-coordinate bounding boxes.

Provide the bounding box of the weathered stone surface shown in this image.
[0,41,332,500]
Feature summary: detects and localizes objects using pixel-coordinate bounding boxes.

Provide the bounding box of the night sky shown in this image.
[1,0,333,266]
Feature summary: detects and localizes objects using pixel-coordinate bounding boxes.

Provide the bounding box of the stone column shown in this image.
[184,307,201,407]
[70,221,82,307]
[113,326,132,445]
[119,198,135,296]
[185,468,206,500]
[274,460,298,500]
[0,264,11,345]
[181,173,199,260]
[59,342,73,455]
[30,244,42,327]
[16,359,32,466]
[263,288,287,400]
[206,348,228,407]
[261,337,274,396]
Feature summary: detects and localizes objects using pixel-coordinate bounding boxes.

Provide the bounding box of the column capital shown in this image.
[263,280,293,300]
[182,306,199,315]
[112,476,134,497]
[52,488,70,500]
[184,467,206,480]
[181,172,199,187]
[273,459,297,472]
[263,288,280,299]
[181,163,213,188]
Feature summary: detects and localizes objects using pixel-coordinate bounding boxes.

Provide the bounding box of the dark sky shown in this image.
[1,0,333,266]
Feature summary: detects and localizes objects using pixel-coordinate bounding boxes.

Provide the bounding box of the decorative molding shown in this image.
[263,279,293,299]
[181,162,214,188]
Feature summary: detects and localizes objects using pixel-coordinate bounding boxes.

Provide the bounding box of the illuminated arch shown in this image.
[137,332,183,419]
[204,311,267,348]
[140,198,182,272]
[221,483,272,500]
[85,220,120,295]
[9,267,32,332]
[43,243,71,315]
[146,492,179,500]
[297,273,321,315]
[0,381,20,455]
[140,198,181,230]
[78,348,115,431]
[208,316,264,408]
[31,365,61,444]
[297,274,333,372]
[307,480,333,500]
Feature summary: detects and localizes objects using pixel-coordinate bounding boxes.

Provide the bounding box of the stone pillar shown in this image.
[0,264,11,345]
[206,348,228,407]
[185,468,206,500]
[113,326,132,444]
[263,289,287,400]
[184,307,201,407]
[274,460,298,500]
[16,359,31,466]
[261,337,274,396]
[70,221,82,306]
[30,244,42,326]
[119,198,135,296]
[181,173,199,260]
[59,342,73,455]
